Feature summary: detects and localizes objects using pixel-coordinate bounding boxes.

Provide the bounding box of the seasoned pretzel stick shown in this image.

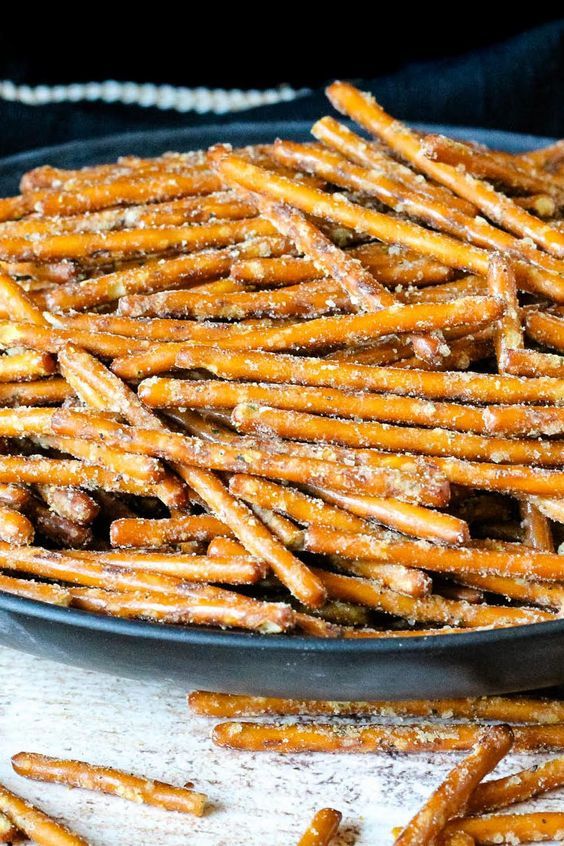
[393,725,513,846]
[0,780,88,845]
[0,217,275,262]
[67,549,265,584]
[442,813,564,844]
[212,722,564,753]
[487,254,523,371]
[165,345,564,405]
[0,812,19,843]
[0,573,71,605]
[297,808,342,846]
[35,485,99,527]
[243,192,444,363]
[0,484,30,509]
[70,586,294,633]
[305,485,469,545]
[232,248,454,287]
[0,352,56,383]
[0,379,73,407]
[118,278,352,320]
[452,572,564,611]
[312,116,477,215]
[230,403,564,466]
[0,321,150,358]
[326,81,564,258]
[525,310,564,353]
[421,133,562,195]
[27,498,93,549]
[110,514,232,548]
[121,294,501,352]
[466,756,564,814]
[272,140,564,285]
[502,347,564,378]
[311,567,552,627]
[520,500,554,551]
[0,271,48,326]
[59,345,325,607]
[215,151,563,299]
[305,524,564,582]
[0,193,257,237]
[142,374,564,439]
[11,752,207,816]
[44,237,289,312]
[22,169,222,217]
[188,691,564,722]
[35,434,165,484]
[0,506,34,544]
[51,409,441,504]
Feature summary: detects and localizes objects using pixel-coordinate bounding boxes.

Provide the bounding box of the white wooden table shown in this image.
[0,645,562,845]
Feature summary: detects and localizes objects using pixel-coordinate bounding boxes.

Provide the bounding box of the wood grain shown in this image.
[0,646,562,845]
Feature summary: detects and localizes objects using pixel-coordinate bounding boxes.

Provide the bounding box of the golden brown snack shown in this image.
[296,808,342,846]
[11,752,207,816]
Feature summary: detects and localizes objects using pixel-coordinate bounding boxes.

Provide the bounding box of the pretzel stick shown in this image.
[229,403,564,466]
[23,170,222,218]
[242,191,444,363]
[188,691,564,721]
[305,485,469,545]
[312,116,477,216]
[0,572,72,605]
[513,194,557,216]
[272,140,564,285]
[0,379,73,407]
[0,505,34,544]
[297,808,342,846]
[248,503,303,548]
[228,475,431,597]
[232,248,454,287]
[212,722,564,753]
[12,752,206,816]
[0,195,28,223]
[70,586,294,633]
[58,345,325,608]
[433,456,564,497]
[167,409,447,483]
[451,573,564,611]
[0,271,47,325]
[0,812,20,843]
[143,374,564,439]
[0,321,150,358]
[118,278,352,320]
[312,567,551,627]
[67,549,265,584]
[0,193,257,239]
[421,133,561,195]
[0,217,275,262]
[525,310,564,353]
[0,781,88,845]
[166,345,564,405]
[215,151,564,300]
[501,347,564,378]
[51,409,441,504]
[393,725,513,846]
[0,352,56,383]
[0,484,30,509]
[442,813,564,844]
[44,237,289,312]
[305,524,564,582]
[326,81,564,258]
[520,140,564,169]
[47,312,292,344]
[28,498,93,548]
[110,514,232,548]
[520,500,554,551]
[466,756,564,814]
[122,293,500,352]
[35,485,100,526]
[35,434,165,484]
[487,254,523,371]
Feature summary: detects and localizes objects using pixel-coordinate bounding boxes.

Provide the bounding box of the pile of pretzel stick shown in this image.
[0,80,561,636]
[2,691,564,844]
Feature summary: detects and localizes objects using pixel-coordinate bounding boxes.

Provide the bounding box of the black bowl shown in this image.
[1,121,562,699]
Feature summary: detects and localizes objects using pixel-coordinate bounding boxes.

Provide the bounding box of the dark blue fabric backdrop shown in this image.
[0,21,561,157]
